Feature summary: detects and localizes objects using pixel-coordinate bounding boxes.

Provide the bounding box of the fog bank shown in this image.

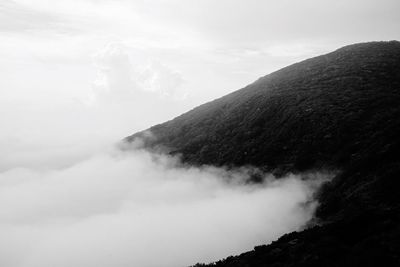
[0,145,330,267]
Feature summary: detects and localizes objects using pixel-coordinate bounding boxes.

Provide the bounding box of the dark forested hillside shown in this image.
[127,41,400,171]
[125,41,400,266]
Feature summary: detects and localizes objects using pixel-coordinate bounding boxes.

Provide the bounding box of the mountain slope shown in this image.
[125,41,400,266]
[127,41,400,171]
[191,210,400,267]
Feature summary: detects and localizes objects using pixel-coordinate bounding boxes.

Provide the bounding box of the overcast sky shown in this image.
[0,0,399,150]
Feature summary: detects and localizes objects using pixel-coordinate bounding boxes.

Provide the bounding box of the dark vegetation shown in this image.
[191,210,400,267]
[125,41,400,266]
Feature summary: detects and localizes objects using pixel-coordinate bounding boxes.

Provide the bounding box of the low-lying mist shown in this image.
[0,143,332,267]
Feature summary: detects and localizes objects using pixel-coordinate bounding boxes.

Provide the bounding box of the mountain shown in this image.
[125,41,400,266]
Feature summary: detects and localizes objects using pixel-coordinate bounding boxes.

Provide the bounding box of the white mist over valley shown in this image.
[0,142,330,267]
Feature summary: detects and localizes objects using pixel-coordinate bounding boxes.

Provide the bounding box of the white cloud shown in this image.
[0,0,64,33]
[90,42,186,104]
[0,145,331,267]
[138,61,185,98]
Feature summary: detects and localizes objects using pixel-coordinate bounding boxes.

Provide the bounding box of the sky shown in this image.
[0,0,399,149]
[0,0,398,266]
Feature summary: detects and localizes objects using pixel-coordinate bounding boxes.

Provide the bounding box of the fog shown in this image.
[0,141,331,267]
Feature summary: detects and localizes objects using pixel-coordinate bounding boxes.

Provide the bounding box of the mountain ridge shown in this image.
[125,41,400,266]
[126,40,400,172]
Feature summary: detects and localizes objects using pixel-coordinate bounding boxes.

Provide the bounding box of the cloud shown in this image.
[0,144,331,267]
[91,43,138,102]
[139,61,185,98]
[0,0,54,32]
[0,0,78,34]
[90,43,186,104]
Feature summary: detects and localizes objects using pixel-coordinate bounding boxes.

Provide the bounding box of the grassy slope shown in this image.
[126,41,400,266]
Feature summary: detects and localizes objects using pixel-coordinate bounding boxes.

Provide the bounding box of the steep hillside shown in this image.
[127,41,400,171]
[191,210,400,267]
[125,41,400,266]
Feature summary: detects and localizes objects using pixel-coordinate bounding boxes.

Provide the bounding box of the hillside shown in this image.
[127,41,400,170]
[125,41,400,266]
